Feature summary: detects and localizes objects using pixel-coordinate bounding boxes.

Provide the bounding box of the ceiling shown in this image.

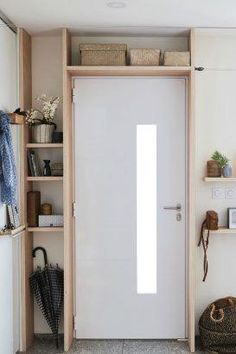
[1,0,236,35]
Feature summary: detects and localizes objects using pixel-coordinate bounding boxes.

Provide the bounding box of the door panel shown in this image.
[74,77,186,339]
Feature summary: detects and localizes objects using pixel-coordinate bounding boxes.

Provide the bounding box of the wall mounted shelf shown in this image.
[28,227,64,232]
[27,176,63,181]
[204,177,236,182]
[204,226,236,234]
[26,143,63,148]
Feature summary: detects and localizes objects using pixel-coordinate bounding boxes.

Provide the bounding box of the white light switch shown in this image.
[225,188,236,199]
[212,187,225,199]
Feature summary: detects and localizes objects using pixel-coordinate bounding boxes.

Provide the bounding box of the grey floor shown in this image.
[26,336,205,353]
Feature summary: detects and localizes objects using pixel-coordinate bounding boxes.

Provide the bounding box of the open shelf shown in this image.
[0,225,25,236]
[28,227,64,232]
[27,176,63,181]
[66,65,192,77]
[204,177,236,182]
[204,226,236,234]
[26,143,63,148]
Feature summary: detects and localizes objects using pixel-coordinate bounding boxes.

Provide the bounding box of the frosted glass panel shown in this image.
[137,125,157,294]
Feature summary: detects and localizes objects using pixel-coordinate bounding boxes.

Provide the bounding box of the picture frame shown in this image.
[228,208,236,228]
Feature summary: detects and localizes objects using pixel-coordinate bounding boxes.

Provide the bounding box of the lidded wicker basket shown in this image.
[130,49,161,66]
[163,51,190,66]
[79,43,127,66]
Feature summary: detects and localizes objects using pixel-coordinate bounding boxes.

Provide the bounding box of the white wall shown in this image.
[31,35,64,333]
[194,29,236,328]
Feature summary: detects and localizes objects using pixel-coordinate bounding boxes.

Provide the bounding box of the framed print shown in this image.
[228,208,236,228]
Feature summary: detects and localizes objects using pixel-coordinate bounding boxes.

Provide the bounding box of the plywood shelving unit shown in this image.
[19,27,195,353]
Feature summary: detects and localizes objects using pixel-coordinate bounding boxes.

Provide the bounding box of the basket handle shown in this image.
[210,304,225,323]
[32,247,48,266]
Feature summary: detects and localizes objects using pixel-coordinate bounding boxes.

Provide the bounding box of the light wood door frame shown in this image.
[63,28,196,352]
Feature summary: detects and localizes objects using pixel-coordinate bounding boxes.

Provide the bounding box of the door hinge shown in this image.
[72,88,79,103]
[72,202,78,217]
[73,315,77,331]
[194,66,205,71]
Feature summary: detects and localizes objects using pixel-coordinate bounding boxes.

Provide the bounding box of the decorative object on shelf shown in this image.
[198,210,218,281]
[38,214,64,227]
[163,51,190,66]
[129,49,161,66]
[26,94,61,143]
[43,160,51,176]
[228,208,236,229]
[30,247,64,348]
[27,191,41,227]
[223,164,232,178]
[52,131,63,143]
[199,297,236,353]
[7,205,20,229]
[211,151,231,177]
[41,203,52,215]
[207,160,221,177]
[51,162,63,176]
[80,43,127,66]
[28,149,41,176]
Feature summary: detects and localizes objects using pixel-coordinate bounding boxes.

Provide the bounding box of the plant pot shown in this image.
[222,164,232,178]
[207,160,221,177]
[31,124,55,143]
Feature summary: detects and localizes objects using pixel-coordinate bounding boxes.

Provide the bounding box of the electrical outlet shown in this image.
[225,188,236,199]
[212,187,225,199]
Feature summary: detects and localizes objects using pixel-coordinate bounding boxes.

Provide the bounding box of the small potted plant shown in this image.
[211,151,232,177]
[26,94,61,143]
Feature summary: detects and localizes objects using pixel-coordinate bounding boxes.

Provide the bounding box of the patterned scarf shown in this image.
[0,111,17,205]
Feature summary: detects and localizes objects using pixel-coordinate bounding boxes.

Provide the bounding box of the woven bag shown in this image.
[199,297,236,353]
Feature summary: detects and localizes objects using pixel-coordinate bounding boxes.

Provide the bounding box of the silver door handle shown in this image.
[163,203,182,211]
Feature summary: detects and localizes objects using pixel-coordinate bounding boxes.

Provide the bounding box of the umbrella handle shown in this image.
[32,247,48,266]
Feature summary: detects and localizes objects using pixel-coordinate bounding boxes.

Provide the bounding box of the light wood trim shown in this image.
[28,227,64,232]
[19,28,34,351]
[63,29,74,352]
[63,28,71,67]
[27,176,63,181]
[26,143,63,148]
[204,177,236,182]
[188,28,196,353]
[66,65,192,77]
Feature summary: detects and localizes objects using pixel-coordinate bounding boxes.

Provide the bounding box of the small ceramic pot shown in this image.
[32,124,55,143]
[222,164,232,178]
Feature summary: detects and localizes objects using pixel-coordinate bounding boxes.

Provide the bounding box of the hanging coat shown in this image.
[0,111,17,205]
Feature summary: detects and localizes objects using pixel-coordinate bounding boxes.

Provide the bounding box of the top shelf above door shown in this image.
[66,66,192,77]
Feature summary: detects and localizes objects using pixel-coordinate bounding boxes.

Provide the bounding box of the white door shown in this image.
[74,77,187,339]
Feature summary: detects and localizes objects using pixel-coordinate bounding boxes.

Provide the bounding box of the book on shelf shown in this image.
[7,205,20,228]
[27,149,41,176]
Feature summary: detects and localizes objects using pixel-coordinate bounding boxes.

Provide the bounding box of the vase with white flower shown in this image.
[26,94,61,143]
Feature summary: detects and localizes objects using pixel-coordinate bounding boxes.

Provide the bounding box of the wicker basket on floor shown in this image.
[130,49,161,66]
[80,43,127,66]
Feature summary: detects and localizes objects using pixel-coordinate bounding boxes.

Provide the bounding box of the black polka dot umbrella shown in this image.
[30,247,64,348]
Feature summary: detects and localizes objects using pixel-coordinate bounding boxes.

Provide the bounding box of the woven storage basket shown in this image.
[80,44,127,66]
[130,49,160,66]
[199,297,236,353]
[163,51,190,66]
